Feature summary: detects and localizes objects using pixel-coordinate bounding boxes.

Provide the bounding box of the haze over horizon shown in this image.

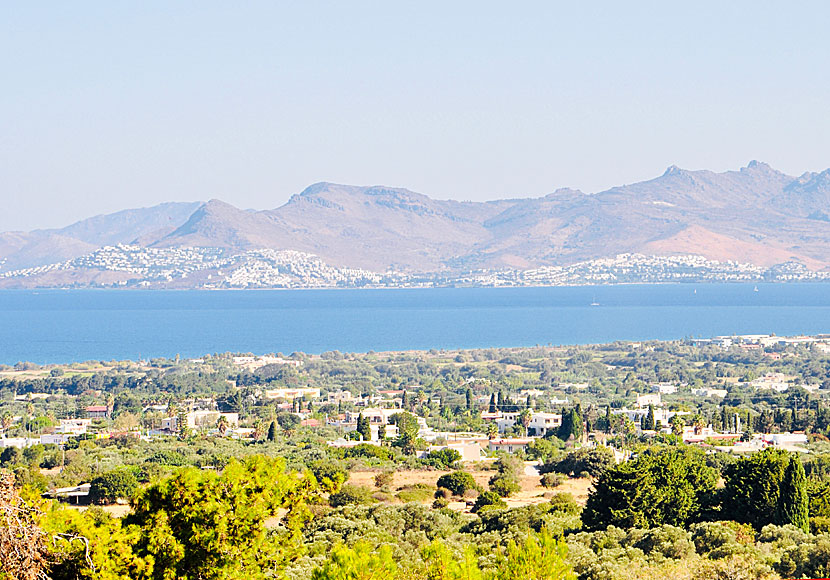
[3,1,830,231]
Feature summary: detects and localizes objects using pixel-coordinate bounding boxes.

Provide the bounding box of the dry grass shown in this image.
[347,467,594,511]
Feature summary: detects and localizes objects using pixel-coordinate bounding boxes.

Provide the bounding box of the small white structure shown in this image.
[488,438,532,454]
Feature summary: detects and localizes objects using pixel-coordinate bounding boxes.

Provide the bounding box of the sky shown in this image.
[2,1,830,232]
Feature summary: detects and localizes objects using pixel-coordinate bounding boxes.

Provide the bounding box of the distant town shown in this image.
[2,244,829,289]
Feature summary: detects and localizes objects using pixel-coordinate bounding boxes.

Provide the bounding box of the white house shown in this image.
[488,438,532,454]
[161,411,239,431]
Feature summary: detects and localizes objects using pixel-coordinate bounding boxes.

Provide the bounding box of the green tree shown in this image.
[356,413,372,442]
[277,412,301,435]
[267,420,277,442]
[311,542,397,580]
[88,469,139,505]
[583,446,717,530]
[722,448,791,529]
[494,530,577,580]
[126,455,318,579]
[436,471,479,497]
[391,412,419,455]
[472,490,507,513]
[776,454,809,532]
[642,405,656,431]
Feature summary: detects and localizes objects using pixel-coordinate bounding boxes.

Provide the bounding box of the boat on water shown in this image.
[754,286,759,292]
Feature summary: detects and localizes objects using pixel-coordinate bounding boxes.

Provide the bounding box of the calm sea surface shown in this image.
[1,284,830,364]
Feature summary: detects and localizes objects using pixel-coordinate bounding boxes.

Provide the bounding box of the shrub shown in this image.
[329,484,375,507]
[472,491,507,514]
[374,471,394,490]
[541,473,565,488]
[422,448,461,469]
[397,486,433,503]
[549,492,580,516]
[436,471,480,497]
[88,468,139,505]
[310,460,348,493]
[541,447,615,478]
[432,497,449,509]
[810,516,830,535]
[434,487,452,500]
[489,474,521,498]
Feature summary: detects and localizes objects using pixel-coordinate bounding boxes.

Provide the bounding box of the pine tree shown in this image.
[267,420,277,442]
[776,455,809,532]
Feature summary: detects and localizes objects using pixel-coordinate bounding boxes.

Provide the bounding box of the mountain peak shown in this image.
[662,165,684,176]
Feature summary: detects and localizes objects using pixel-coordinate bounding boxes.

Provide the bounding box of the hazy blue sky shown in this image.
[3,1,830,231]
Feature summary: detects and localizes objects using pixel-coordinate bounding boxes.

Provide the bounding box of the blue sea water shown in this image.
[0,284,829,364]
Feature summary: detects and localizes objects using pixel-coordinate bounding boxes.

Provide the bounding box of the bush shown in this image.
[541,473,566,488]
[397,486,433,503]
[810,516,830,535]
[489,474,520,498]
[549,492,580,515]
[541,446,615,478]
[472,491,507,513]
[436,471,480,497]
[329,484,375,507]
[310,460,348,493]
[88,468,139,504]
[432,497,449,509]
[434,487,452,500]
[422,448,461,469]
[374,471,394,490]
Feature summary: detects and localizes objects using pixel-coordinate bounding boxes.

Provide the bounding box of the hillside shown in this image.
[3,162,830,285]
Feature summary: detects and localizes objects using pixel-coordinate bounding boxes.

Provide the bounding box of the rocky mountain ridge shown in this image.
[3,162,830,287]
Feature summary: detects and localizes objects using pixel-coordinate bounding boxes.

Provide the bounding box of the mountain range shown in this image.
[3,161,830,284]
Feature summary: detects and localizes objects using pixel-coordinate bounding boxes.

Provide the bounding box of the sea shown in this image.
[1,283,829,365]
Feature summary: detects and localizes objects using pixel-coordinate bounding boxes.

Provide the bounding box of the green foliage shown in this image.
[777,454,809,532]
[488,474,520,498]
[88,468,138,505]
[582,446,717,530]
[390,412,420,455]
[472,490,507,514]
[311,542,398,580]
[494,530,577,580]
[540,473,565,488]
[125,455,318,580]
[421,542,486,580]
[310,460,348,494]
[355,413,371,442]
[436,471,480,497]
[396,485,434,503]
[541,446,614,478]
[277,412,301,434]
[807,479,830,518]
[422,448,462,469]
[721,448,797,529]
[335,443,395,461]
[329,484,375,508]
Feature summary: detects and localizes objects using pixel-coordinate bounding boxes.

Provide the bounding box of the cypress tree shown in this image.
[777,455,809,532]
[526,395,532,409]
[466,388,473,411]
[571,407,584,440]
[488,394,497,413]
[357,412,372,441]
[605,406,612,434]
[401,391,409,410]
[267,420,277,442]
[643,405,656,431]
